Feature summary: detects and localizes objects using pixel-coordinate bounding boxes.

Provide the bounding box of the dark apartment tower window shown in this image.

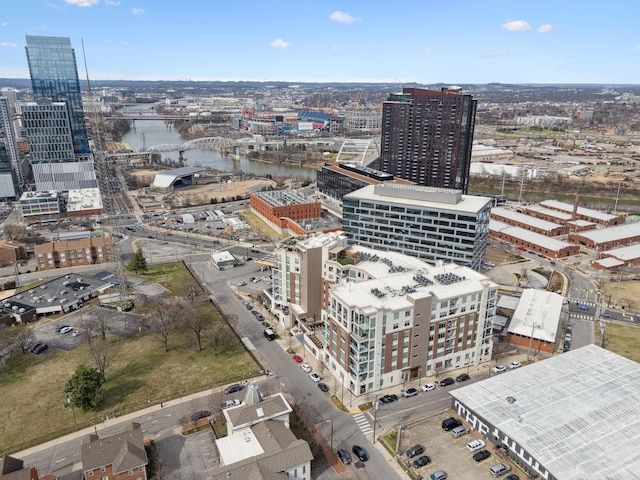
[380,88,476,193]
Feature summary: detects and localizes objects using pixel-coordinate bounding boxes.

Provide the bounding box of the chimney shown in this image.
[572,194,579,220]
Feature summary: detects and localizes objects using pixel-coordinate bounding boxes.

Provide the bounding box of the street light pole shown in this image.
[67,393,78,431]
[326,419,334,451]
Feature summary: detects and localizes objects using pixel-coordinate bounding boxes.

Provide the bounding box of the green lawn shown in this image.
[0,262,259,455]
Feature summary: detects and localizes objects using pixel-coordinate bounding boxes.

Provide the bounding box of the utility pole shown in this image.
[372,396,379,444]
[326,419,334,451]
[67,393,78,431]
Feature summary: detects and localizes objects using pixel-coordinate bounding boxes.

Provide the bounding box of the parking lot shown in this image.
[397,411,518,480]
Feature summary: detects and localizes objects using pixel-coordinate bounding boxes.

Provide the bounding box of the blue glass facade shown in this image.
[25,35,90,155]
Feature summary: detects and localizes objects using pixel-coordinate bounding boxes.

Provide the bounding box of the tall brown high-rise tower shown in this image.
[379,87,477,193]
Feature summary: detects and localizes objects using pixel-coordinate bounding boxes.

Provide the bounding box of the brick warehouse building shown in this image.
[250,190,322,236]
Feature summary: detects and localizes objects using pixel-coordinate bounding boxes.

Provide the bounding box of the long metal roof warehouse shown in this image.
[450,344,640,480]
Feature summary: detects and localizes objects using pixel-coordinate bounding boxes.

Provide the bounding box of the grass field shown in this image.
[0,262,259,455]
[598,321,640,363]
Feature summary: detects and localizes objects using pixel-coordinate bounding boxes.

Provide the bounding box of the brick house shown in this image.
[0,240,27,266]
[80,423,148,480]
[0,455,40,480]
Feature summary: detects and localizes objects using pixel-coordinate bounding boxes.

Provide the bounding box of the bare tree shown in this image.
[11,325,35,353]
[89,338,117,382]
[94,310,110,342]
[210,321,231,355]
[78,315,96,347]
[185,285,204,305]
[181,302,212,352]
[207,390,225,424]
[0,325,15,373]
[147,304,176,353]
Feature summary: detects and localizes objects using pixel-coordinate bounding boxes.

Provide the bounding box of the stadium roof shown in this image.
[451,344,640,480]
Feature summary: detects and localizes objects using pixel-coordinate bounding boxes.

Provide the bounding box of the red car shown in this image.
[292,355,303,363]
[517,246,526,251]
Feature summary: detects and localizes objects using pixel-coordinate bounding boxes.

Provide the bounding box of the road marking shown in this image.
[353,412,373,435]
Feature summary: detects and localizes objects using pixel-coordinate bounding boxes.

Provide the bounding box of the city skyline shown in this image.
[0,1,639,84]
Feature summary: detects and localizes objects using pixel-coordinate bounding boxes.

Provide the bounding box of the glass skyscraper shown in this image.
[25,35,90,155]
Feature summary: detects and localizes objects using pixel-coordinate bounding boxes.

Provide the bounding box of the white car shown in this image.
[309,373,321,382]
[72,329,83,337]
[422,383,436,392]
[509,361,522,369]
[467,439,486,452]
[492,365,506,373]
[301,363,312,373]
[59,326,73,334]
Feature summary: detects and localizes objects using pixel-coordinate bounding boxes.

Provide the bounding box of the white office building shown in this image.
[342,183,492,270]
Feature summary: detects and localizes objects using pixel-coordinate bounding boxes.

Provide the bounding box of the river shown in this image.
[119,104,316,180]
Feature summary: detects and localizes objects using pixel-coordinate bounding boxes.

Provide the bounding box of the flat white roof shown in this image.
[602,243,640,261]
[216,429,265,465]
[497,295,520,310]
[525,205,572,221]
[574,221,640,244]
[492,207,562,233]
[152,167,205,188]
[346,183,491,214]
[541,199,618,222]
[507,289,562,343]
[67,188,103,212]
[593,257,625,268]
[566,219,595,227]
[330,247,495,311]
[489,219,574,252]
[451,345,640,480]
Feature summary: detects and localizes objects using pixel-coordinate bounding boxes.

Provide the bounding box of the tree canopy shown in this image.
[64,364,105,412]
[127,248,148,273]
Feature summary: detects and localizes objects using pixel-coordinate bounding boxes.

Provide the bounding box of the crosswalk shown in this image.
[353,412,373,435]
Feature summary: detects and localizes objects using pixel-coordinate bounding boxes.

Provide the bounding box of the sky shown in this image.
[1,0,640,84]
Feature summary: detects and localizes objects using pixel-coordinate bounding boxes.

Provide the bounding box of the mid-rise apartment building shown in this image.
[323,246,497,396]
[342,183,492,270]
[34,236,110,270]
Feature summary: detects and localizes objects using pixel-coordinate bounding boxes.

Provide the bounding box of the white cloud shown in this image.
[0,42,19,47]
[131,7,144,15]
[270,38,292,49]
[331,45,343,52]
[482,51,509,58]
[104,0,121,5]
[537,24,554,33]
[502,20,531,32]
[329,11,361,24]
[1,22,8,27]
[424,47,437,54]
[119,40,128,46]
[64,0,99,6]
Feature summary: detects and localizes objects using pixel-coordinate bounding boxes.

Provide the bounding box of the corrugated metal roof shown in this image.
[451,345,640,480]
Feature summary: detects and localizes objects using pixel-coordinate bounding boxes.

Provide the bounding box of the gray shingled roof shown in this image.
[226,394,292,430]
[81,422,148,474]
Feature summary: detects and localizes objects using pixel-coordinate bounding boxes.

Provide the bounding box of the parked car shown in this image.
[238,281,247,287]
[337,449,352,465]
[301,363,312,373]
[379,394,398,404]
[492,365,506,373]
[317,383,329,392]
[577,305,589,311]
[509,361,522,369]
[490,463,512,477]
[504,475,521,480]
[440,377,455,386]
[351,445,369,462]
[309,373,321,382]
[59,326,73,334]
[72,329,83,337]
[441,417,462,431]
[412,455,431,468]
[467,439,486,452]
[190,410,211,421]
[223,399,241,408]
[451,425,470,438]
[403,388,419,397]
[456,373,470,382]
[28,342,42,353]
[33,343,48,354]
[422,383,436,392]
[223,384,243,395]
[292,355,303,363]
[428,470,448,480]
[406,444,425,458]
[473,449,491,462]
